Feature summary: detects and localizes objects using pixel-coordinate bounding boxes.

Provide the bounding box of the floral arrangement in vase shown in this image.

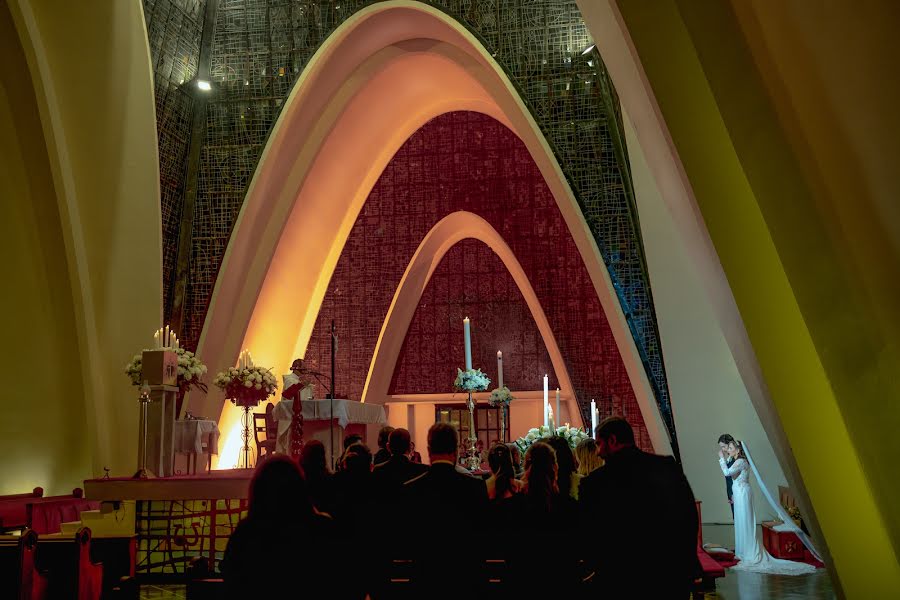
[514,424,589,456]
[488,386,513,407]
[213,350,277,408]
[125,347,208,394]
[453,368,491,392]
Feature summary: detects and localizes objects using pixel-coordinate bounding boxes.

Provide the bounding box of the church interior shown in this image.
[2,0,899,598]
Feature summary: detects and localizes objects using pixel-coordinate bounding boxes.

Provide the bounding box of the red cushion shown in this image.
[697,546,726,578]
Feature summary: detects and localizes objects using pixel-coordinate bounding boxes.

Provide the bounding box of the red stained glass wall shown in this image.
[305,111,652,450]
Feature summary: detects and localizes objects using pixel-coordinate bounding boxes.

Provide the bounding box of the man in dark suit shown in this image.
[403,423,488,597]
[373,425,394,466]
[718,433,736,517]
[579,417,701,598]
[373,428,429,493]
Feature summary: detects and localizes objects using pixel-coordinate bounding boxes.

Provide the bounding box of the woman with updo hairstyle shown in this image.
[486,442,523,500]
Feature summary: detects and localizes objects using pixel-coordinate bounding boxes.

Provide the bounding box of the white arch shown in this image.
[362,211,578,422]
[192,1,671,466]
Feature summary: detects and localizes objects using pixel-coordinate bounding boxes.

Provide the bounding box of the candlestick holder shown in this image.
[500,404,507,444]
[238,405,254,469]
[465,392,481,471]
[133,383,153,478]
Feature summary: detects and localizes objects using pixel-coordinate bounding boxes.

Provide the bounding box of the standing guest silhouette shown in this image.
[402,423,488,597]
[579,417,701,598]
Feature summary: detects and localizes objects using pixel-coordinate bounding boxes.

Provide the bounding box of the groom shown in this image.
[718,433,736,516]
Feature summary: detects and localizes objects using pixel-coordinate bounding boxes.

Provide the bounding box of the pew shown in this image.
[0,489,86,532]
[36,527,103,600]
[0,529,49,600]
[0,488,44,502]
[27,498,101,535]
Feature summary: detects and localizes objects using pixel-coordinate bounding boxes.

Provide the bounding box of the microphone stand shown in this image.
[331,320,337,470]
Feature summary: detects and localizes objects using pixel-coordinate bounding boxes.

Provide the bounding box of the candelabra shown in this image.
[465,392,481,471]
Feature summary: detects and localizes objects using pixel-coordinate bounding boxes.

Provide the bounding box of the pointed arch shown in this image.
[192,1,671,464]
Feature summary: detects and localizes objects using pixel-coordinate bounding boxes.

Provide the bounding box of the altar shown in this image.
[271,398,386,463]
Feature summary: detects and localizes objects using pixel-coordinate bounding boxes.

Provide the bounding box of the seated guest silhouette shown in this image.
[373,428,429,493]
[579,417,701,598]
[497,441,579,590]
[403,423,488,597]
[485,443,522,500]
[299,440,336,515]
[373,426,394,466]
[220,456,338,598]
[546,435,579,499]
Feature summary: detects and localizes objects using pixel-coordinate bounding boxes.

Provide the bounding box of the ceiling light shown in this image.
[197,80,212,91]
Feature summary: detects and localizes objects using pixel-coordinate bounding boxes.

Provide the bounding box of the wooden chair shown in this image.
[254,404,277,462]
[0,529,48,600]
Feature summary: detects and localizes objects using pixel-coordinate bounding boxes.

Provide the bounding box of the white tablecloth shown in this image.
[174,419,220,455]
[271,399,386,454]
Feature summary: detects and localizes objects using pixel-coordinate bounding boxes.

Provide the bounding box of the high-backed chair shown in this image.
[254,403,277,462]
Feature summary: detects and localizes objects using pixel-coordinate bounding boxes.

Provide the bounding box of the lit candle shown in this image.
[555,387,560,427]
[543,374,549,427]
[590,399,598,438]
[154,331,159,349]
[463,317,472,370]
[165,325,170,348]
[497,351,503,389]
[549,406,555,430]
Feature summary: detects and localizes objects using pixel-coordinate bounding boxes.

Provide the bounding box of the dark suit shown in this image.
[373,448,391,466]
[725,456,735,516]
[402,462,488,597]
[579,446,701,598]
[373,454,429,492]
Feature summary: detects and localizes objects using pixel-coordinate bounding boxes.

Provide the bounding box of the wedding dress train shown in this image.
[719,457,817,575]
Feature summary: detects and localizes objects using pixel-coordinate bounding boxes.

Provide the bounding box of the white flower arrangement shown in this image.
[514,423,589,456]
[453,367,491,392]
[213,365,278,407]
[488,386,514,407]
[125,347,208,393]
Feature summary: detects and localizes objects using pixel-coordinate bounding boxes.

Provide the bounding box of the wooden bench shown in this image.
[27,498,101,535]
[0,489,86,532]
[0,529,49,600]
[36,527,104,600]
[693,500,726,598]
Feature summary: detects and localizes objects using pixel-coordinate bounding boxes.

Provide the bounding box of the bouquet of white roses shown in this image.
[453,368,491,392]
[488,386,513,407]
[213,365,278,407]
[515,423,588,456]
[125,347,208,393]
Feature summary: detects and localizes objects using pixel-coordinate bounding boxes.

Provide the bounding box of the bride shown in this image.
[718,440,817,575]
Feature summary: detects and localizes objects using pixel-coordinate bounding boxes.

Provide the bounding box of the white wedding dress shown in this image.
[719,457,817,575]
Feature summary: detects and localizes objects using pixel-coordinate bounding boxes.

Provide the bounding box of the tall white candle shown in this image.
[555,388,560,427]
[463,317,472,370]
[154,331,159,349]
[497,351,503,389]
[590,399,598,438]
[165,325,170,348]
[549,406,555,430]
[543,374,549,427]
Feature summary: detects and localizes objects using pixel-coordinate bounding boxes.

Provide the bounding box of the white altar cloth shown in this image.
[173,419,219,455]
[271,399,386,454]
